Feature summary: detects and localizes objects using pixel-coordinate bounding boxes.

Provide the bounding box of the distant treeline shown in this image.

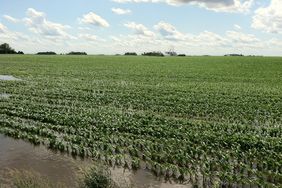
[67,52,87,55]
[37,52,57,55]
[0,43,250,57]
[124,51,187,57]
[36,51,88,55]
[37,51,87,55]
[224,54,244,56]
[124,52,137,56]
[0,43,24,54]
[142,51,164,57]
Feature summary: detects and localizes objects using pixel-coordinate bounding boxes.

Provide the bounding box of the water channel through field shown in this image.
[0,134,189,188]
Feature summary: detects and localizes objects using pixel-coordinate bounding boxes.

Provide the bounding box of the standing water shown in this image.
[0,135,189,188]
[0,134,81,187]
[0,75,22,81]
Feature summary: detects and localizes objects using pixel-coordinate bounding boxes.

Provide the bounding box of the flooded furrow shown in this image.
[0,134,189,188]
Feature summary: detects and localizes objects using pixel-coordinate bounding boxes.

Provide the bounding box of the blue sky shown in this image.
[0,0,282,55]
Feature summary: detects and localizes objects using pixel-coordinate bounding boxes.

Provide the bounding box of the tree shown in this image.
[124,52,137,56]
[37,52,57,55]
[224,54,244,56]
[142,51,164,57]
[178,54,186,57]
[0,43,17,54]
[67,52,87,55]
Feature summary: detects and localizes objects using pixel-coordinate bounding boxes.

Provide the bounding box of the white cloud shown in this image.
[113,0,254,12]
[24,8,75,40]
[80,12,109,27]
[124,22,156,37]
[192,31,228,47]
[110,36,122,42]
[153,22,228,47]
[112,8,131,15]
[114,17,268,55]
[267,38,282,48]
[233,24,241,30]
[154,21,188,41]
[3,15,19,23]
[0,23,7,33]
[119,20,264,53]
[79,34,98,41]
[78,27,91,31]
[1,6,281,56]
[226,30,259,44]
[252,0,282,34]
[109,33,166,54]
[0,22,30,42]
[168,0,253,12]
[111,22,265,55]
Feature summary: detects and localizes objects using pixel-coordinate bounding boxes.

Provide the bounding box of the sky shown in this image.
[0,0,282,56]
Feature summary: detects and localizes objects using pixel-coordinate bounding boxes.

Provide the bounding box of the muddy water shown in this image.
[0,134,82,187]
[0,135,189,188]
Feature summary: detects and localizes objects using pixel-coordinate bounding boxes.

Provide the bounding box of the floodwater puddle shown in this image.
[0,134,81,187]
[0,135,189,188]
[0,93,11,99]
[0,75,22,81]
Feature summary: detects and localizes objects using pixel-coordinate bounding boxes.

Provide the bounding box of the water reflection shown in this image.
[0,135,189,188]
